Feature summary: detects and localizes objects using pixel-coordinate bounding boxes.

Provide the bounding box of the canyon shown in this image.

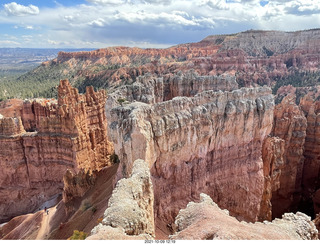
[2,29,320,240]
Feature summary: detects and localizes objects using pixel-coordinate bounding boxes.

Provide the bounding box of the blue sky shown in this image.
[0,0,320,48]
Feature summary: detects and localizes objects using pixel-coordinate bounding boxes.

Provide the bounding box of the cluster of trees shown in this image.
[272,70,320,94]
[0,72,59,101]
[0,62,110,101]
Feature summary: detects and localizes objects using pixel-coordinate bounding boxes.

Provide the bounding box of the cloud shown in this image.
[3,2,39,16]
[140,0,172,4]
[1,0,320,48]
[198,0,230,10]
[86,0,126,5]
[0,40,20,46]
[89,18,106,27]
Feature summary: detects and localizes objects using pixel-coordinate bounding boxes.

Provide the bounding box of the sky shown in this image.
[0,0,320,49]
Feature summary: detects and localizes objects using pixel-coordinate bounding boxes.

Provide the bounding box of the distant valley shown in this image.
[0,48,94,74]
[0,48,94,100]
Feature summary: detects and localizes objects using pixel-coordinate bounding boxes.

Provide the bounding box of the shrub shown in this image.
[91,206,97,213]
[82,201,92,211]
[117,97,126,106]
[68,230,88,240]
[110,153,120,164]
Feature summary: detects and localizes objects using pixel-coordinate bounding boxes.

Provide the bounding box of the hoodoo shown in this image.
[0,80,114,223]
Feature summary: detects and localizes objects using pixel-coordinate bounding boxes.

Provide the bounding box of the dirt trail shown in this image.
[36,206,57,240]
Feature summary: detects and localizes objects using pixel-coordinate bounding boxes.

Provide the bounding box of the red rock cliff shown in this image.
[0,80,113,223]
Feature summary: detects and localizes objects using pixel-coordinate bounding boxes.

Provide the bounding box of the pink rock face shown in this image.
[109,86,274,223]
[0,80,113,223]
[300,94,320,210]
[271,94,307,218]
[270,87,320,220]
[259,136,285,221]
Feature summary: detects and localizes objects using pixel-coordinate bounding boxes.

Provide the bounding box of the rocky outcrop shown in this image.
[108,86,274,223]
[0,80,113,223]
[299,94,320,216]
[88,159,154,240]
[270,87,320,219]
[171,193,318,240]
[259,136,285,221]
[271,94,307,218]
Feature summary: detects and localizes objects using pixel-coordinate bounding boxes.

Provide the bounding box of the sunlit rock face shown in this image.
[0,80,113,223]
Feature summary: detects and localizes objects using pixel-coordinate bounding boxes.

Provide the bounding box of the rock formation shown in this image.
[0,80,113,223]
[269,87,320,219]
[171,193,318,240]
[107,71,238,106]
[4,28,320,240]
[108,85,274,223]
[88,159,154,240]
[259,136,285,221]
[270,94,307,217]
[27,29,320,94]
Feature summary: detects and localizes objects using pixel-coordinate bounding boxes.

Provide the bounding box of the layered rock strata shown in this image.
[270,87,320,219]
[34,29,320,92]
[88,159,154,240]
[259,136,285,221]
[0,80,113,223]
[108,86,274,223]
[171,193,318,240]
[271,94,307,217]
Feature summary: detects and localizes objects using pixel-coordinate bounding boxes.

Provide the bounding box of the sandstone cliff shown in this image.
[270,87,320,220]
[171,193,318,240]
[108,86,274,223]
[271,94,307,217]
[88,159,154,240]
[259,136,285,221]
[0,80,113,223]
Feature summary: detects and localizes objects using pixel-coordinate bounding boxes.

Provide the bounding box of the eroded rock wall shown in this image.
[271,87,320,219]
[259,136,285,221]
[0,80,113,223]
[108,86,274,223]
[107,72,238,106]
[271,94,307,218]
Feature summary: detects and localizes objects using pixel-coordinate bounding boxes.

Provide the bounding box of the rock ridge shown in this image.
[170,193,318,240]
[88,159,154,240]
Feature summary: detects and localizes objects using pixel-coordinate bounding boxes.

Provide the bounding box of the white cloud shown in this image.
[198,0,230,10]
[3,2,39,16]
[86,0,126,5]
[140,0,172,4]
[89,18,106,27]
[0,0,320,48]
[0,40,20,46]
